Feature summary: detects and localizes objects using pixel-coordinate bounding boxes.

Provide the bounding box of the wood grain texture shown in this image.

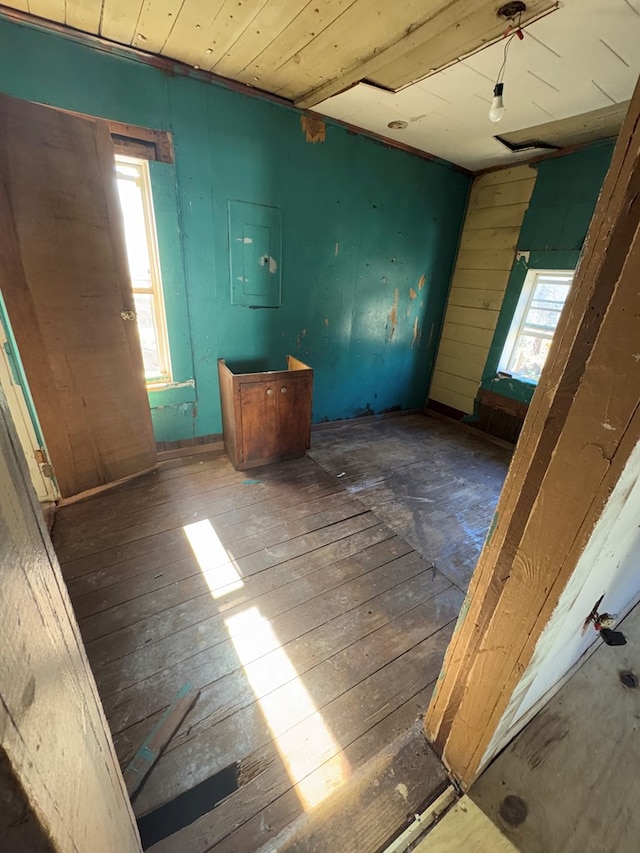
[471,603,640,853]
[218,357,312,470]
[425,76,640,787]
[294,0,556,107]
[430,164,535,414]
[0,387,140,851]
[52,414,506,850]
[99,0,144,44]
[0,93,156,497]
[308,413,510,591]
[3,1,556,108]
[416,796,517,852]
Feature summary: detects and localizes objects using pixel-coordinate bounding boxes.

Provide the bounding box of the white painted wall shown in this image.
[482,437,640,766]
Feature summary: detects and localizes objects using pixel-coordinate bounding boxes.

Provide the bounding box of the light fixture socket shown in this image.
[497,1,526,20]
[493,82,504,99]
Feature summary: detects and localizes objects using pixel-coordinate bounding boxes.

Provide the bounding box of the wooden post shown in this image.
[424,75,640,788]
[0,387,141,851]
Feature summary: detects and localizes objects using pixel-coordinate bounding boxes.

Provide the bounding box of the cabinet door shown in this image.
[239,381,279,463]
[277,377,312,457]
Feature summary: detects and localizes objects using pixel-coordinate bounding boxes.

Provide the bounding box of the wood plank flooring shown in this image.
[310,413,511,589]
[470,601,640,853]
[52,414,508,852]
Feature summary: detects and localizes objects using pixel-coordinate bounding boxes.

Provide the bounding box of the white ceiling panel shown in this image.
[316,0,640,170]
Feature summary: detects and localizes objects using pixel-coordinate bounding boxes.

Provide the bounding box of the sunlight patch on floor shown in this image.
[225,606,350,809]
[183,519,244,597]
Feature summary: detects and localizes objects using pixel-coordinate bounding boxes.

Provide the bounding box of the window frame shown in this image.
[115,153,173,387]
[498,268,574,384]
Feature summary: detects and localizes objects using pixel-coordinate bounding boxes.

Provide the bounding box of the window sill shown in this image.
[146,380,196,407]
[147,379,195,392]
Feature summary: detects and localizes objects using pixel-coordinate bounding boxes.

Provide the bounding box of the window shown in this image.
[499,269,574,383]
[115,155,171,385]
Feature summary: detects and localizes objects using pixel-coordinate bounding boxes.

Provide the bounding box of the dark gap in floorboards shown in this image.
[136,763,239,849]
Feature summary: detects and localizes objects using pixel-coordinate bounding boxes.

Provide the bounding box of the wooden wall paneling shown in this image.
[0,93,156,496]
[438,323,495,350]
[0,386,140,852]
[100,0,143,45]
[455,249,517,271]
[463,204,532,231]
[65,0,102,33]
[232,0,357,91]
[447,288,507,311]
[179,0,272,72]
[160,0,229,66]
[27,0,65,23]
[294,0,557,107]
[210,0,309,77]
[275,0,446,100]
[424,82,640,787]
[441,306,500,331]
[135,0,185,54]
[429,164,535,415]
[366,1,556,92]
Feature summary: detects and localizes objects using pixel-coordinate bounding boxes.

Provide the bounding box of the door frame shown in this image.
[0,296,58,501]
[425,77,640,788]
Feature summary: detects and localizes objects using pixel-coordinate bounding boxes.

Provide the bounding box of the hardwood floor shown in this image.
[310,412,511,589]
[52,414,509,852]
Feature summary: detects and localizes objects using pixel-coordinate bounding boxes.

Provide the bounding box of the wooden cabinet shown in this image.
[218,356,313,470]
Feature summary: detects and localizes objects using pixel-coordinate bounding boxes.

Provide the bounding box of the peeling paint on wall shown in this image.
[426,322,435,350]
[388,289,399,342]
[324,318,329,327]
[411,317,421,349]
[268,256,277,274]
[418,274,425,291]
[335,242,339,256]
[409,287,417,300]
[300,114,326,144]
[297,328,307,349]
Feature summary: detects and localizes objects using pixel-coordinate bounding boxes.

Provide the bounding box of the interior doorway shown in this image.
[0,300,58,502]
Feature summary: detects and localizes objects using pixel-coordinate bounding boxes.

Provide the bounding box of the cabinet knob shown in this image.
[281,386,287,393]
[266,388,273,396]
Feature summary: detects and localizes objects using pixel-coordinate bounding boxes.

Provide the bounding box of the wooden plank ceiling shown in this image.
[8,0,557,108]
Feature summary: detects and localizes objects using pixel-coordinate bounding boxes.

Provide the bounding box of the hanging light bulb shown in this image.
[489,82,506,122]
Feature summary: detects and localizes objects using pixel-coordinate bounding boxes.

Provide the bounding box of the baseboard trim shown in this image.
[311,409,421,432]
[157,439,224,461]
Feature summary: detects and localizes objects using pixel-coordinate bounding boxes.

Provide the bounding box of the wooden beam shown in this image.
[124,684,200,799]
[424,77,640,788]
[294,0,557,110]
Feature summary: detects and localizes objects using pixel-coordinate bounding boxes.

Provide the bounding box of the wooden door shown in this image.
[0,387,140,852]
[239,381,279,463]
[277,376,312,457]
[0,93,156,498]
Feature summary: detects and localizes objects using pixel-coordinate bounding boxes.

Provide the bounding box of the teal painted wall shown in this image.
[0,18,470,442]
[480,141,615,404]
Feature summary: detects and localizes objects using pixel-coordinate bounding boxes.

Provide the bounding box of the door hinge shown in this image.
[34,448,54,479]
